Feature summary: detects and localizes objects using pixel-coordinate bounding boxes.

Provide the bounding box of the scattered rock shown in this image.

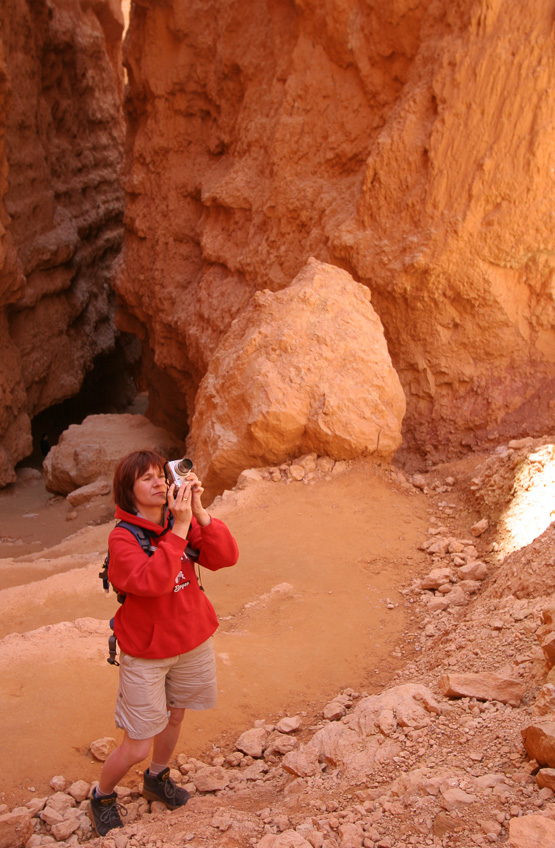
[235,727,269,758]
[89,737,117,762]
[536,768,555,791]
[276,716,302,734]
[67,780,90,803]
[257,831,313,848]
[281,747,321,778]
[471,519,489,537]
[192,766,230,793]
[439,672,526,706]
[49,776,66,792]
[0,809,33,848]
[522,719,555,767]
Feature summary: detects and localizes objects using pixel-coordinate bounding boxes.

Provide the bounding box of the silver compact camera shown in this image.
[164,457,193,491]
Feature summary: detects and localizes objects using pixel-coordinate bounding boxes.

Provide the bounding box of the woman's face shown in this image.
[132,465,168,514]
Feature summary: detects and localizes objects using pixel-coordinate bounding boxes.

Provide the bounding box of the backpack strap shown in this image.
[99,521,157,608]
[116,521,157,555]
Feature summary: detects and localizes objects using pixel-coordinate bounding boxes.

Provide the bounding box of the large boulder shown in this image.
[188,258,406,492]
[43,414,184,495]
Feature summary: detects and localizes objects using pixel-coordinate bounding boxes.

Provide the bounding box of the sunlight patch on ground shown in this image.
[501,444,555,552]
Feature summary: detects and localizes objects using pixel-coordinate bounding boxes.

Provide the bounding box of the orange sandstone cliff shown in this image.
[117,0,555,468]
[0,0,125,485]
[1,0,554,489]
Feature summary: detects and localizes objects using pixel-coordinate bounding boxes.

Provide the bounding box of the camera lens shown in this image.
[176,458,193,474]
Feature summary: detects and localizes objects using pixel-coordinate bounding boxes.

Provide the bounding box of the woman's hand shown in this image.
[168,472,211,537]
[189,472,211,527]
[167,480,193,539]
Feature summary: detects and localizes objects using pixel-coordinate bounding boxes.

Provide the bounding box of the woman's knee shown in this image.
[167,707,185,727]
[121,734,152,764]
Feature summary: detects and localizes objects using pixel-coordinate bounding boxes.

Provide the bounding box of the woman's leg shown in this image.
[98,732,153,794]
[150,707,185,767]
[143,708,190,808]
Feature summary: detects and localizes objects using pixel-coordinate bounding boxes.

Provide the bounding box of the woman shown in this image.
[89,450,238,837]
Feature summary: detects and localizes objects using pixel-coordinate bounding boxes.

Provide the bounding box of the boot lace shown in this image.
[100,800,127,827]
[162,774,179,800]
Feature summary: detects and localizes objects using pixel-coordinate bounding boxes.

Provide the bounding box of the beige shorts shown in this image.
[114,637,217,740]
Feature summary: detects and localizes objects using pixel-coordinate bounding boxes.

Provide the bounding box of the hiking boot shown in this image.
[142,767,191,809]
[88,789,126,836]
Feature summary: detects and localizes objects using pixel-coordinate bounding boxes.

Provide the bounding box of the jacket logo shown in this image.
[174,571,191,593]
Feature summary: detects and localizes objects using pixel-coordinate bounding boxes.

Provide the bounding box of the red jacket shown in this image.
[109,507,238,659]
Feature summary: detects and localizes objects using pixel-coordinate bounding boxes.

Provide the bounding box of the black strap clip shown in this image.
[107,632,120,666]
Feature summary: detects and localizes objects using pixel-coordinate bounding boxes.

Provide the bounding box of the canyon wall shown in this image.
[0,0,125,485]
[118,0,555,467]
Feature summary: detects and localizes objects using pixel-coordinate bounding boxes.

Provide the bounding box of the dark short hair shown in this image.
[112,450,167,514]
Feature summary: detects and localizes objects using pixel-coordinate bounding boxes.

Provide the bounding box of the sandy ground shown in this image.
[0,460,443,808]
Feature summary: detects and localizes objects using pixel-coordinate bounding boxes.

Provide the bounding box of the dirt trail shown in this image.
[0,461,438,807]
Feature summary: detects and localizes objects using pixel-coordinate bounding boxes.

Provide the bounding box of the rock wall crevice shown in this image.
[0,0,126,484]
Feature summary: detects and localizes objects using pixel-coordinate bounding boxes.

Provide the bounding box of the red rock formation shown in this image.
[0,0,125,485]
[188,258,406,493]
[118,0,555,467]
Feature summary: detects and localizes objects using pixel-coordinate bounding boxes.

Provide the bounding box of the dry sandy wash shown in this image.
[2,443,555,848]
[0,459,431,806]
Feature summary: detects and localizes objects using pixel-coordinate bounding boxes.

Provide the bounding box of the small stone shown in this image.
[289,464,306,481]
[192,765,230,792]
[235,727,269,758]
[522,719,555,767]
[471,519,489,536]
[442,585,469,607]
[276,716,302,734]
[440,787,477,810]
[67,780,90,803]
[440,672,525,706]
[323,698,347,721]
[90,737,118,761]
[66,478,111,506]
[420,568,453,590]
[459,561,488,581]
[282,747,321,778]
[40,807,64,826]
[537,768,555,791]
[50,817,80,841]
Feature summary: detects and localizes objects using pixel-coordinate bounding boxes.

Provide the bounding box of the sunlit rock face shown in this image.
[0,0,125,485]
[118,0,555,465]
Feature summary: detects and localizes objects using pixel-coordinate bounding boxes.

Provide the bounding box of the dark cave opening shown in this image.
[23,336,145,469]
